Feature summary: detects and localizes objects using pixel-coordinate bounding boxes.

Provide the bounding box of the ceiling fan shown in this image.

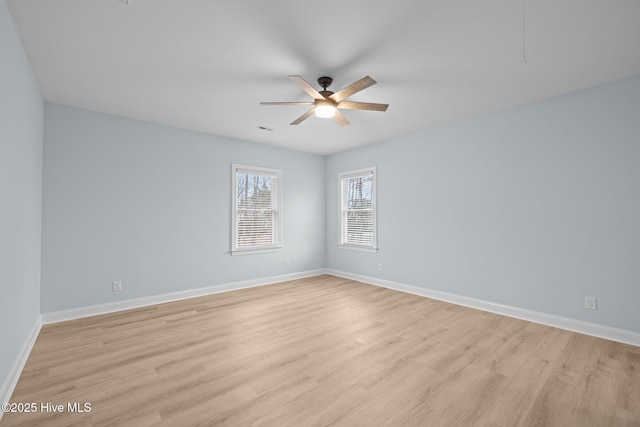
[260,75,389,126]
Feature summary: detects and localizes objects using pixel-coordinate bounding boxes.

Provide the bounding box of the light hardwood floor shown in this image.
[2,275,639,426]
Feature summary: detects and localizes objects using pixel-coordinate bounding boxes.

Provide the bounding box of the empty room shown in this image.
[1,0,639,425]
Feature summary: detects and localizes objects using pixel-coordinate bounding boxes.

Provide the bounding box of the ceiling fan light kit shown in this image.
[260,75,389,127]
[314,102,336,118]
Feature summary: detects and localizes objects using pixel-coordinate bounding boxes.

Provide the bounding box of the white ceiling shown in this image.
[7,0,640,155]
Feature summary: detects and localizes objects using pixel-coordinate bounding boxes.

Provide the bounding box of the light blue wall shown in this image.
[327,75,640,333]
[0,0,43,393]
[41,103,325,312]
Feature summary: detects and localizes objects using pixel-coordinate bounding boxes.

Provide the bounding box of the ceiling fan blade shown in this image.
[337,101,388,111]
[260,102,314,106]
[333,109,350,127]
[329,76,377,102]
[290,108,316,125]
[288,75,325,100]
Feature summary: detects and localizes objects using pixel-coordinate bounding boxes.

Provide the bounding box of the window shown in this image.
[339,167,377,252]
[232,164,282,255]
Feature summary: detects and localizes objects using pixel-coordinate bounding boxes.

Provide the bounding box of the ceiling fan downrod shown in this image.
[317,76,333,97]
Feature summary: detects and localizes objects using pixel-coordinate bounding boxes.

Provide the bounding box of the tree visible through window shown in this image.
[232,164,282,254]
[339,167,377,251]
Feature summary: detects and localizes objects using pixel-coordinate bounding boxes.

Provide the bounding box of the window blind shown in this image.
[340,168,376,249]
[232,165,282,253]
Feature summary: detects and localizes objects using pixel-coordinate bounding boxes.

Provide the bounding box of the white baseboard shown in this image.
[326,269,640,347]
[0,316,42,420]
[42,269,325,324]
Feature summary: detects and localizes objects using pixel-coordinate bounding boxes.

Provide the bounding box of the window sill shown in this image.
[231,246,283,256]
[338,244,378,253]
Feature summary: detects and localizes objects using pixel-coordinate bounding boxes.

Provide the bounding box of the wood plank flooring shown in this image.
[2,275,639,426]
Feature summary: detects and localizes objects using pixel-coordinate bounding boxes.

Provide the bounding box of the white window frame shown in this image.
[338,167,377,253]
[231,164,283,255]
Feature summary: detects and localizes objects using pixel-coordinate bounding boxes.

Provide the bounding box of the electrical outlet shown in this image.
[112,281,122,292]
[584,296,597,310]
[285,259,290,268]
[378,264,383,272]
